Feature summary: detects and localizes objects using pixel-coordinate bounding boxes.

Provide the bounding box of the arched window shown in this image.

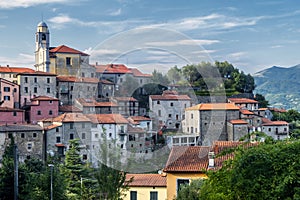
[42,33,46,40]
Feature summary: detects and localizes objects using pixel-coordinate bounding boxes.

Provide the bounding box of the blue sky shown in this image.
[1,0,300,74]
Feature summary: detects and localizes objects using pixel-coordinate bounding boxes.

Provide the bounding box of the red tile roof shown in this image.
[85,114,128,124]
[228,98,258,104]
[129,68,152,77]
[31,96,59,101]
[49,45,89,56]
[229,119,248,125]
[76,98,117,107]
[186,103,240,111]
[113,97,138,102]
[0,66,35,73]
[262,120,289,126]
[57,76,99,83]
[0,107,24,112]
[268,107,287,113]
[126,174,166,187]
[59,105,82,113]
[240,109,254,115]
[18,71,57,76]
[51,113,91,123]
[95,64,132,74]
[127,125,145,133]
[99,79,114,85]
[164,146,209,172]
[128,116,151,122]
[44,124,61,130]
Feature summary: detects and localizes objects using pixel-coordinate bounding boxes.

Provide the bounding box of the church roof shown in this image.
[38,21,48,27]
[49,45,89,56]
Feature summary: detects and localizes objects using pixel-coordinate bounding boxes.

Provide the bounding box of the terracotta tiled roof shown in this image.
[49,45,89,56]
[85,114,128,124]
[258,108,268,111]
[52,113,91,123]
[129,68,152,77]
[228,98,258,104]
[95,64,132,74]
[186,103,240,111]
[18,71,57,76]
[262,120,289,126]
[240,109,254,115]
[44,124,62,130]
[57,76,99,83]
[0,78,18,86]
[0,66,35,73]
[99,79,114,84]
[59,105,82,113]
[113,97,137,102]
[76,98,117,107]
[229,119,248,125]
[31,96,59,101]
[164,146,209,172]
[268,107,287,113]
[55,143,65,147]
[128,116,151,122]
[0,107,24,112]
[150,94,191,101]
[127,125,145,133]
[126,174,166,187]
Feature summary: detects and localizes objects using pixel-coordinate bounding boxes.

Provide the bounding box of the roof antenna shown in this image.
[41,12,44,22]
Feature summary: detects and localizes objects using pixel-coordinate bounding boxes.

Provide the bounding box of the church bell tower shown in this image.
[34,21,50,72]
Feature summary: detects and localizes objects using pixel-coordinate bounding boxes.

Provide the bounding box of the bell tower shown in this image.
[34,21,50,72]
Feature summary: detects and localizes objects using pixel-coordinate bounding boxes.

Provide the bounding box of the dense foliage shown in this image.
[177,140,300,200]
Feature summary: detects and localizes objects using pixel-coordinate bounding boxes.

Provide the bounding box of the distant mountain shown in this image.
[253,64,300,111]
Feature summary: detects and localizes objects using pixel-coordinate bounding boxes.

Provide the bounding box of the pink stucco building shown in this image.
[0,78,20,108]
[0,107,25,125]
[26,96,59,124]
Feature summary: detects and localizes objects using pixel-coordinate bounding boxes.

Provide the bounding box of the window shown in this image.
[27,143,32,150]
[191,114,193,119]
[47,87,50,93]
[66,57,71,65]
[4,96,10,101]
[82,154,87,160]
[21,133,25,138]
[33,133,37,138]
[13,88,17,92]
[158,110,161,117]
[47,78,50,83]
[24,87,28,93]
[37,110,41,115]
[13,111,17,116]
[168,114,172,118]
[34,77,37,83]
[150,191,158,200]
[177,179,189,192]
[130,191,137,200]
[42,33,46,40]
[56,136,61,143]
[95,134,98,138]
[157,100,160,104]
[70,123,74,129]
[109,133,112,137]
[4,87,10,92]
[268,128,271,132]
[82,123,85,128]
[49,110,53,115]
[170,102,174,106]
[70,86,74,91]
[91,73,94,78]
[82,133,86,139]
[81,72,85,77]
[49,100,53,104]
[25,77,28,83]
[34,87,37,93]
[70,133,74,140]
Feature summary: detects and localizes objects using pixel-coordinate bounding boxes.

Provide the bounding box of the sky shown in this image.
[1,0,300,75]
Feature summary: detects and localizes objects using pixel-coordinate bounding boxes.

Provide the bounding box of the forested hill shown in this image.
[253,64,300,110]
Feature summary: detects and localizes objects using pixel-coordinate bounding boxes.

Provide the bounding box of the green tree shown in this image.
[255,93,269,108]
[176,179,205,200]
[167,65,182,83]
[199,140,300,199]
[151,70,169,86]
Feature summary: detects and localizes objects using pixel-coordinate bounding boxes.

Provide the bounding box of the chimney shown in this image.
[208,151,215,168]
[6,65,9,67]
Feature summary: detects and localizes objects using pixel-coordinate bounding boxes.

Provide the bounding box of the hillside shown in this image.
[253,64,300,110]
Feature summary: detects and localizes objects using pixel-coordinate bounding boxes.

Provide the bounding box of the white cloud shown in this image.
[0,0,71,9]
[145,39,219,47]
[0,53,34,68]
[270,45,283,48]
[109,8,122,16]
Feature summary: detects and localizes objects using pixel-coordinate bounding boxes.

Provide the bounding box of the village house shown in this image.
[149,90,192,130]
[227,119,249,141]
[127,116,153,131]
[74,98,118,114]
[98,79,115,98]
[124,173,167,200]
[0,107,25,125]
[0,124,44,162]
[261,118,289,140]
[17,71,57,107]
[0,78,20,108]
[228,97,259,111]
[24,96,59,124]
[56,76,99,105]
[182,103,240,145]
[111,97,139,117]
[0,65,34,84]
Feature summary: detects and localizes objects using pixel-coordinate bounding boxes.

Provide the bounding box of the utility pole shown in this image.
[14,144,18,200]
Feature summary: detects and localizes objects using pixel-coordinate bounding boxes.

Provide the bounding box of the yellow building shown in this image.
[124,173,167,200]
[163,146,209,199]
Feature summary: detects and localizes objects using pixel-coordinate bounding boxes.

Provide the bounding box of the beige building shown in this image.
[17,71,57,107]
[182,103,240,145]
[124,174,167,200]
